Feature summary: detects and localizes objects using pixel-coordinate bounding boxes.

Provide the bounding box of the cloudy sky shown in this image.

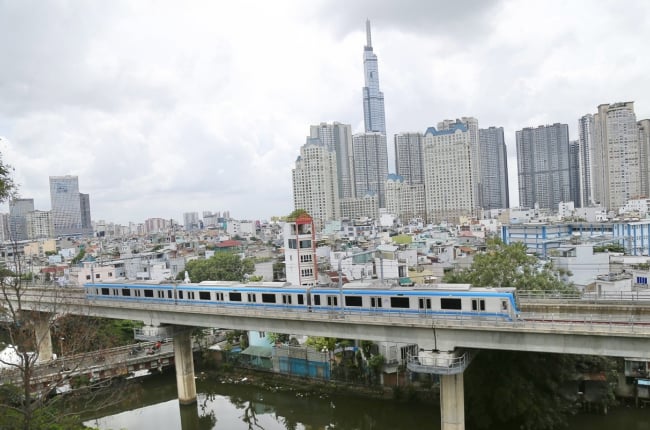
[1,0,649,225]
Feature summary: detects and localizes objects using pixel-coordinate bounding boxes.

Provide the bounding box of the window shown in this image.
[314,295,321,306]
[282,294,292,304]
[86,275,91,280]
[167,290,173,299]
[247,293,257,302]
[418,298,431,309]
[471,299,485,311]
[187,291,195,300]
[122,288,131,297]
[300,254,313,263]
[299,240,311,249]
[390,297,410,309]
[441,298,462,310]
[135,290,142,297]
[229,292,242,302]
[301,268,313,277]
[262,293,277,303]
[288,239,297,249]
[144,289,154,298]
[345,296,362,307]
[108,272,113,277]
[259,332,266,338]
[327,296,338,306]
[112,289,118,296]
[101,288,110,296]
[95,273,100,279]
[158,290,165,298]
[215,292,224,301]
[199,291,211,300]
[370,297,383,308]
[298,294,304,305]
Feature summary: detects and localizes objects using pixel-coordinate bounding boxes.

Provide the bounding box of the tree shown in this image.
[443,239,615,429]
[184,252,255,283]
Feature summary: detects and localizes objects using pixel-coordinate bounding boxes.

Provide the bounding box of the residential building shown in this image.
[292,138,340,230]
[340,195,379,220]
[578,114,595,207]
[361,20,386,134]
[568,140,581,207]
[9,198,34,241]
[26,210,54,239]
[79,193,92,235]
[423,124,476,224]
[638,119,650,199]
[49,176,85,237]
[516,123,571,210]
[592,102,642,210]
[183,212,200,231]
[478,126,509,210]
[144,218,170,234]
[283,214,317,287]
[310,122,355,199]
[385,174,426,221]
[439,118,480,210]
[352,132,389,207]
[394,132,424,185]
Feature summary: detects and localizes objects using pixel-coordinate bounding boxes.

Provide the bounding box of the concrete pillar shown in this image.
[440,373,465,430]
[33,316,53,363]
[173,328,197,405]
[179,404,200,430]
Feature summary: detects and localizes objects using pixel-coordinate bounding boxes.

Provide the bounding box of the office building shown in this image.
[49,176,88,237]
[9,198,34,241]
[292,138,340,230]
[516,124,571,210]
[478,126,509,210]
[423,124,476,223]
[362,20,386,134]
[352,132,389,207]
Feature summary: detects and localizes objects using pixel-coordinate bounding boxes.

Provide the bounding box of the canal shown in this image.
[84,372,650,430]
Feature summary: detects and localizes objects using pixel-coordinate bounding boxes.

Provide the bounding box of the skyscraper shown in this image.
[9,198,34,241]
[352,132,389,207]
[292,138,340,229]
[423,124,476,223]
[79,193,92,235]
[577,114,595,207]
[516,124,571,210]
[478,127,509,210]
[394,132,424,185]
[592,102,642,210]
[568,140,581,207]
[362,20,386,134]
[50,176,85,237]
[309,122,355,199]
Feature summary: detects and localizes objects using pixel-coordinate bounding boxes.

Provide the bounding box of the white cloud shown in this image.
[1,0,650,223]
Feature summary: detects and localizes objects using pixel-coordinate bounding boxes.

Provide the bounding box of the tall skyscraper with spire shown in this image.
[362,20,386,134]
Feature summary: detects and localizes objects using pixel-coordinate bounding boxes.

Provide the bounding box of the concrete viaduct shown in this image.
[11,286,650,430]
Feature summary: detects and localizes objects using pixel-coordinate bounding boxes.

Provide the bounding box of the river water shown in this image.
[84,372,650,430]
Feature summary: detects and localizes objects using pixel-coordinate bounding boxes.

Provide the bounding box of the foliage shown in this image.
[593,243,625,253]
[305,336,337,352]
[286,209,308,221]
[185,252,255,282]
[70,249,86,265]
[443,239,616,429]
[266,333,290,344]
[247,275,264,282]
[443,238,576,293]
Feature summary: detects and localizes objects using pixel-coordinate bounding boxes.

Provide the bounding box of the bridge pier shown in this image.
[440,373,465,430]
[173,327,197,405]
[33,314,53,363]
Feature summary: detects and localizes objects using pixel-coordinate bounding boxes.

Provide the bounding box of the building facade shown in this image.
[361,20,386,134]
[26,210,54,240]
[394,132,424,185]
[385,174,426,222]
[9,198,34,241]
[516,123,571,210]
[283,215,317,287]
[478,126,509,210]
[339,195,380,220]
[309,122,355,199]
[49,176,84,237]
[352,132,389,208]
[568,140,581,208]
[292,139,340,230]
[423,124,476,224]
[577,114,595,207]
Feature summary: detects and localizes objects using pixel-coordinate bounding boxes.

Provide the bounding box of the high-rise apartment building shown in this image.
[145,218,170,234]
[568,140,581,208]
[352,132,389,208]
[516,124,571,210]
[592,102,642,210]
[49,176,86,237]
[9,198,34,241]
[309,122,355,199]
[362,20,386,134]
[79,193,92,235]
[385,174,426,221]
[478,127,509,210]
[26,210,54,239]
[183,212,200,230]
[394,132,424,185]
[292,138,340,230]
[577,114,595,207]
[423,124,476,223]
[639,119,650,199]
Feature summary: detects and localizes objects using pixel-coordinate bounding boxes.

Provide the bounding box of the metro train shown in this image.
[83,280,522,321]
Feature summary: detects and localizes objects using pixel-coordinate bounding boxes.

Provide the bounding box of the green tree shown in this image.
[184,252,255,283]
[286,209,308,221]
[444,239,615,429]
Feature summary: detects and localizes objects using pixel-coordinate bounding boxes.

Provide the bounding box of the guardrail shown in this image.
[519,290,650,302]
[406,351,472,375]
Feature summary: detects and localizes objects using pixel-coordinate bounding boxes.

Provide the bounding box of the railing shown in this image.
[519,290,650,303]
[406,351,472,375]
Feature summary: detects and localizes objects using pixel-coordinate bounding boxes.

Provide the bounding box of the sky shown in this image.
[1,0,650,225]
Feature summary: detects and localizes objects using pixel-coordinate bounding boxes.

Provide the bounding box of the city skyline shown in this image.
[1,1,650,224]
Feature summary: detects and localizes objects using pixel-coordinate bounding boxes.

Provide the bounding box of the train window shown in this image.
[345,296,362,307]
[112,289,118,295]
[371,297,383,308]
[122,289,131,296]
[441,298,462,310]
[327,296,338,306]
[158,290,165,298]
[282,294,292,304]
[135,290,141,297]
[390,297,410,308]
[101,288,110,296]
[229,292,241,301]
[188,291,195,300]
[314,295,321,306]
[262,294,277,303]
[178,291,183,299]
[144,289,154,298]
[297,294,304,305]
[419,298,431,309]
[501,300,508,311]
[248,293,257,302]
[471,299,486,311]
[199,291,211,300]
[167,290,173,299]
[216,292,224,301]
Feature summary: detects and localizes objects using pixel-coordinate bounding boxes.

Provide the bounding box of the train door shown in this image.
[370,296,383,312]
[418,297,432,315]
[326,295,338,311]
[471,298,486,314]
